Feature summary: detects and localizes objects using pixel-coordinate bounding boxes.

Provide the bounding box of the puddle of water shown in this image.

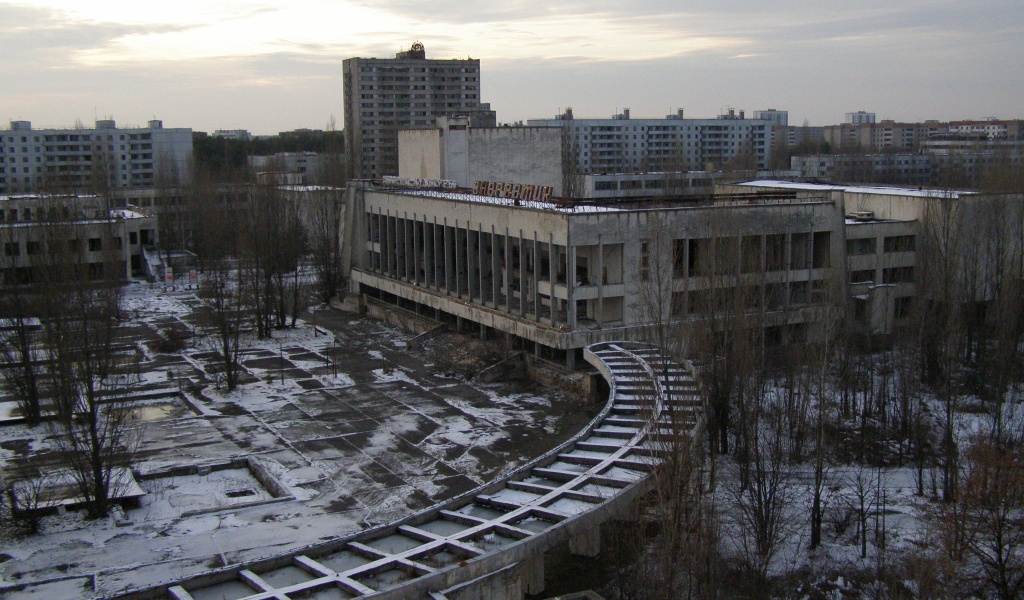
[130,402,183,422]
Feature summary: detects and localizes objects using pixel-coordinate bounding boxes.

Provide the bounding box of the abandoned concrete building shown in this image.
[721,180,1024,341]
[342,180,846,367]
[0,194,158,284]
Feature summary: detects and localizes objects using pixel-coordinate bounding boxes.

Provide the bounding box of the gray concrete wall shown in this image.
[467,127,563,195]
[398,130,442,180]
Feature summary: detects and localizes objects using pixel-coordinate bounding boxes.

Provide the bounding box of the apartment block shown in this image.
[343,42,496,180]
[0,119,192,194]
[527,108,772,173]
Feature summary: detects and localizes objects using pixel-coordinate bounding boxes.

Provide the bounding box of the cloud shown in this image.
[1,0,1022,132]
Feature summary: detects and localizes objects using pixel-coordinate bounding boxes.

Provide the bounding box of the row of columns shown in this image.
[368,208,577,329]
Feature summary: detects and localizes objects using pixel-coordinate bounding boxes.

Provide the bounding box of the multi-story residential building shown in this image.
[846,111,876,125]
[753,109,789,127]
[769,124,828,155]
[249,152,327,185]
[791,153,935,185]
[527,108,773,173]
[947,119,1024,141]
[0,119,192,194]
[823,120,947,152]
[343,42,496,180]
[211,129,252,141]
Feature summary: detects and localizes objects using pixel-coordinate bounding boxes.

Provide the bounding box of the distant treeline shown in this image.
[192,130,344,175]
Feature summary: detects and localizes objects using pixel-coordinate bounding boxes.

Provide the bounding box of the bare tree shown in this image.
[1,473,48,536]
[725,389,798,579]
[307,118,347,304]
[36,198,140,519]
[0,224,44,424]
[937,440,1024,599]
[915,194,968,502]
[305,187,345,304]
[198,258,250,392]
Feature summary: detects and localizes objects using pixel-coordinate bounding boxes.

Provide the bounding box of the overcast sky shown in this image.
[2,0,1021,135]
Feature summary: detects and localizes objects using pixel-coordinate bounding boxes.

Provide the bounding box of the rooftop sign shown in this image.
[473,181,553,202]
[381,176,457,189]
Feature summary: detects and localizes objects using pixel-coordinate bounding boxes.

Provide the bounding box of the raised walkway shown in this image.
[133,341,701,600]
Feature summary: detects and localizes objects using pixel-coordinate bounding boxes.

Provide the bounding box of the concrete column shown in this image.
[504,229,512,313]
[532,233,541,322]
[385,211,394,278]
[433,218,442,289]
[478,223,486,303]
[490,226,500,308]
[458,225,466,297]
[396,214,403,280]
[548,235,556,325]
[422,219,430,287]
[378,210,386,276]
[444,219,453,295]
[391,214,399,278]
[385,212,391,278]
[467,226,477,301]
[518,231,526,316]
[784,232,792,305]
[597,236,604,327]
[569,526,600,557]
[413,216,421,285]
[372,210,381,273]
[567,244,576,328]
[403,212,411,280]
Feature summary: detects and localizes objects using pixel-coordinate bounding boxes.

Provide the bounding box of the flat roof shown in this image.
[737,180,977,199]
[395,189,623,212]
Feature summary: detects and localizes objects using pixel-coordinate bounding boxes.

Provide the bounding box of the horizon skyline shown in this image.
[2,1,1021,135]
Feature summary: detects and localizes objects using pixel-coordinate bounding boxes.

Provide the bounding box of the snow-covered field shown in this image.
[0,284,587,598]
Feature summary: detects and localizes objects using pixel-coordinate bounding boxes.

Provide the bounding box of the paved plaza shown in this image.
[0,286,593,598]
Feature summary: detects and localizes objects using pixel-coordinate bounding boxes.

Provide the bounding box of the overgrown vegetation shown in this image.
[601,198,1024,599]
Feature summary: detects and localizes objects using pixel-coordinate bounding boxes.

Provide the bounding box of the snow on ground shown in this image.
[0,285,584,598]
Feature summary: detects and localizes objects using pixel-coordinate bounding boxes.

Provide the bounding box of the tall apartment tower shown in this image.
[846,111,877,125]
[753,109,789,127]
[343,42,496,180]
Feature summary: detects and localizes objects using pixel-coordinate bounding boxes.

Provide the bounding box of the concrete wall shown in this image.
[467,127,563,195]
[398,129,443,180]
[567,201,846,326]
[398,123,563,194]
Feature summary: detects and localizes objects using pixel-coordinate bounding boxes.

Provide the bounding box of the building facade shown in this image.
[342,181,844,367]
[249,152,326,185]
[398,117,564,194]
[846,111,877,125]
[343,42,496,181]
[753,109,789,127]
[1,194,158,283]
[720,180,1024,339]
[527,108,773,173]
[0,119,192,194]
